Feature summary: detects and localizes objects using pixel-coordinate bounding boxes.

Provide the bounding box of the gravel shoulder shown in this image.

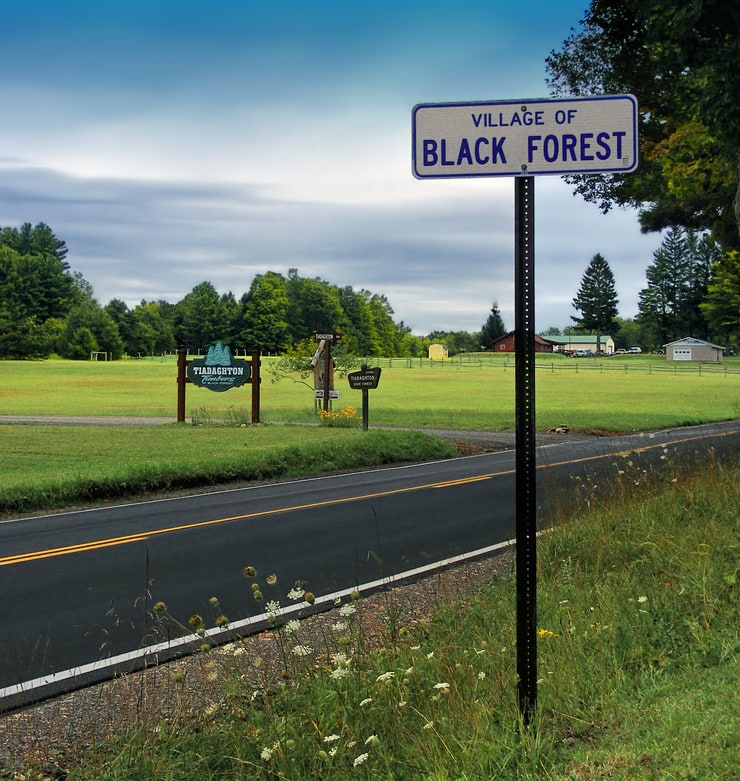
[0,552,515,779]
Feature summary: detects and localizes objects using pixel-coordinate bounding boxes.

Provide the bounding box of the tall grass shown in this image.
[64,456,739,780]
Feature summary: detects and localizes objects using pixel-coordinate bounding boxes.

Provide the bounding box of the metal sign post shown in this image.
[514,175,537,724]
[412,94,638,725]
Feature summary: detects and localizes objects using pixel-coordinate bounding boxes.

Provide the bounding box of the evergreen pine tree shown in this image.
[479,302,506,348]
[571,253,619,354]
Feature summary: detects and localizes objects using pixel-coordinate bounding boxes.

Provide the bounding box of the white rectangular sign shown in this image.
[314,389,339,399]
[412,95,638,179]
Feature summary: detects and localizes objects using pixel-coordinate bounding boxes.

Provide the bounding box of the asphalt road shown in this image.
[1,420,737,707]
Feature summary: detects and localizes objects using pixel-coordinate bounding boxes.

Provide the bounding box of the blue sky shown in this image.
[0,0,661,334]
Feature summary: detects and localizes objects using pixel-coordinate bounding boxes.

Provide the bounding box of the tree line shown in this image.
[2,220,736,363]
[568,228,738,352]
[0,222,507,360]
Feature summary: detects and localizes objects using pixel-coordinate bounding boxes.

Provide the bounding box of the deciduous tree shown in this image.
[237,272,291,353]
[546,0,740,249]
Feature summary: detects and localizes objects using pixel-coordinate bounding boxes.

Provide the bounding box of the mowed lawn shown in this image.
[0,355,738,430]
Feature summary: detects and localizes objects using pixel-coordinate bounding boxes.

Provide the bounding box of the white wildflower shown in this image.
[353,752,369,767]
[331,651,350,667]
[338,604,357,618]
[359,697,373,707]
[291,644,313,657]
[376,671,395,682]
[285,619,301,635]
[287,587,305,601]
[323,734,341,743]
[433,682,450,691]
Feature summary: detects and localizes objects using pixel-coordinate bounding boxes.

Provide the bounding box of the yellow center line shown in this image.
[2,428,732,567]
[1,482,440,567]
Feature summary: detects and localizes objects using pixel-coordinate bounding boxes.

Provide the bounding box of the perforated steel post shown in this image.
[514,174,537,724]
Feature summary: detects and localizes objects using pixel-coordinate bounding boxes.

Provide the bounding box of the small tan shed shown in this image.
[428,343,448,360]
[664,337,724,363]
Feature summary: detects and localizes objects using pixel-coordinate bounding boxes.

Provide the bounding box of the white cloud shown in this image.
[0,0,662,336]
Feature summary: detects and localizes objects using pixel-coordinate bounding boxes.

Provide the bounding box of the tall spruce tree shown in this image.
[479,302,506,348]
[571,254,619,354]
[638,228,717,345]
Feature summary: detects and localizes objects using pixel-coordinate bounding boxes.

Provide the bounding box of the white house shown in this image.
[549,334,615,355]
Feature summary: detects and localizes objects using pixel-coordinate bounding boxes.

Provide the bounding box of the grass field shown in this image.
[0,355,737,514]
[1,354,738,430]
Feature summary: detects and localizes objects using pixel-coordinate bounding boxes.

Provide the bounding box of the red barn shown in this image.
[490,332,555,353]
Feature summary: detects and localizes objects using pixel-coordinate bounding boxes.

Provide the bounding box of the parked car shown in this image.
[628,346,642,353]
[614,348,627,355]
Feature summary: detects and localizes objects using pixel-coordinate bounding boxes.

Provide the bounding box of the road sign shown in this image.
[314,389,339,400]
[348,367,382,390]
[412,95,638,179]
[315,332,341,341]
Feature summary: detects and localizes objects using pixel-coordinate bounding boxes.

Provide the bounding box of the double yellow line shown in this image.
[3,428,732,568]
[0,477,481,568]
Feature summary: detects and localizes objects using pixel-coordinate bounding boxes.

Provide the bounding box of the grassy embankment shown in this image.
[0,355,738,513]
[60,456,738,780]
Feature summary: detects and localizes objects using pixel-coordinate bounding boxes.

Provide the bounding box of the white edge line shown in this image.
[0,536,519,703]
